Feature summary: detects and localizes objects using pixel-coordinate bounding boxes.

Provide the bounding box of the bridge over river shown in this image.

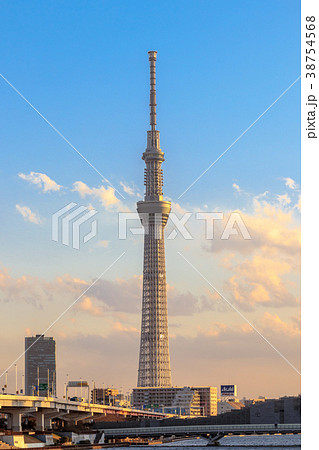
[97,423,301,446]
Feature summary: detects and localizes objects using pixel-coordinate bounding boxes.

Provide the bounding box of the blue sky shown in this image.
[1,0,300,202]
[0,0,301,398]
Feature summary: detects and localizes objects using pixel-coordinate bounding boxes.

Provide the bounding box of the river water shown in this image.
[112,435,301,448]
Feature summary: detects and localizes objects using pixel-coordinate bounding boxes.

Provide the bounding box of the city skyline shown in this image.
[0,0,300,399]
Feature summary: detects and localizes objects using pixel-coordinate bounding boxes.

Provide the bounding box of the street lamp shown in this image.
[66,373,69,401]
[92,380,96,404]
[53,371,56,398]
[15,364,18,395]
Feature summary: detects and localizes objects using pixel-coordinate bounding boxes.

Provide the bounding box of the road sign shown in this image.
[68,381,89,388]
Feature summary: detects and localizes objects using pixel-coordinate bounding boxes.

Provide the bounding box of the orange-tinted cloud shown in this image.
[224,252,299,310]
[78,296,105,317]
[201,197,300,311]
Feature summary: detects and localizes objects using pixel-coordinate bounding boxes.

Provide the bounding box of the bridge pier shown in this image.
[43,410,62,430]
[45,416,52,429]
[206,433,225,446]
[63,412,93,425]
[34,409,64,431]
[35,411,45,431]
[7,410,24,432]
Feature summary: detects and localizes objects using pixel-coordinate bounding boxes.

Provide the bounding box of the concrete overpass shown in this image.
[97,423,301,445]
[0,394,166,432]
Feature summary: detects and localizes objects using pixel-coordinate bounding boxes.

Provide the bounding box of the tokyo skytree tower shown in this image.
[136,51,172,387]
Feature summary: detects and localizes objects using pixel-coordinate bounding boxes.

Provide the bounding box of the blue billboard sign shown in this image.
[221,384,237,396]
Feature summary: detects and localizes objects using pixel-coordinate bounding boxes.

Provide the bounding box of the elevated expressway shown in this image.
[0,394,165,432]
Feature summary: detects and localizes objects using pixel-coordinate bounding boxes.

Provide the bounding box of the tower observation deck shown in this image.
[136,51,172,387]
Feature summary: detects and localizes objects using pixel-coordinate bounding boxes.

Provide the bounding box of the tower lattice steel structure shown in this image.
[137,51,172,387]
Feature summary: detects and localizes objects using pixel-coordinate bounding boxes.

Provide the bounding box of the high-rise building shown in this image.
[136,51,171,387]
[25,334,56,396]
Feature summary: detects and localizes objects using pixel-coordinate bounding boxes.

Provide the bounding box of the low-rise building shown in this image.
[218,400,245,415]
[193,386,218,416]
[91,388,119,405]
[132,386,217,416]
[250,396,301,424]
[170,387,201,416]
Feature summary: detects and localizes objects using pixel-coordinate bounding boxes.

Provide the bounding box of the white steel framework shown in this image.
[137,51,172,387]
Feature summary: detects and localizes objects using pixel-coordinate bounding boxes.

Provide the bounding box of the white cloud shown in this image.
[254,191,269,201]
[295,195,301,211]
[120,182,141,197]
[171,201,188,215]
[283,177,298,190]
[232,183,241,193]
[73,181,120,210]
[205,199,300,256]
[16,205,41,224]
[277,193,291,206]
[19,172,62,192]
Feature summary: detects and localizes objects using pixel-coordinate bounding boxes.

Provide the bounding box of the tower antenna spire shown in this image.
[148,51,157,131]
